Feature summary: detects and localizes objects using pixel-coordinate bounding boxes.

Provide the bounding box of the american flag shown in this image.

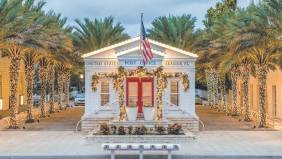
[140,14,153,65]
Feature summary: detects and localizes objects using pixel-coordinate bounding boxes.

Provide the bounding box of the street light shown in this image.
[79,74,84,93]
[20,95,24,105]
[0,98,2,110]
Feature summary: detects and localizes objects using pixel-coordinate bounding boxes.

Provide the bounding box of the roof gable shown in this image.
[82,36,198,59]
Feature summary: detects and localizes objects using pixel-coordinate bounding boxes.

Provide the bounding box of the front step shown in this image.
[1,156,281,159]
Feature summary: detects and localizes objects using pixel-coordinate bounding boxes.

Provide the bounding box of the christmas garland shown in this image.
[91,66,190,121]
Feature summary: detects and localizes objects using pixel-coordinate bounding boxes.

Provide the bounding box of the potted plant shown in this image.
[118,126,126,135]
[155,125,166,135]
[127,126,133,135]
[167,123,182,135]
[110,125,117,135]
[134,126,147,135]
[143,104,154,121]
[99,123,110,135]
[126,101,138,121]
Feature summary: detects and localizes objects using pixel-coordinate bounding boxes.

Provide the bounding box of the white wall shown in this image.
[83,40,198,119]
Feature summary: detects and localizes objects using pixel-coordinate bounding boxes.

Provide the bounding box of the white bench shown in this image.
[102,143,180,159]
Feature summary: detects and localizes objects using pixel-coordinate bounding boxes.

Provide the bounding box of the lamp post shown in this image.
[0,98,2,110]
[79,74,84,93]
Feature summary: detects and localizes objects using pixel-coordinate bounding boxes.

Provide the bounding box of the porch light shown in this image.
[0,98,2,110]
[80,74,84,79]
[20,95,24,105]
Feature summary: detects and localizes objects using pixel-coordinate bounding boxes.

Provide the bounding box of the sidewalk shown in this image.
[0,130,281,157]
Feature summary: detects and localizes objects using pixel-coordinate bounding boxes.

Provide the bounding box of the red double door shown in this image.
[126,77,154,116]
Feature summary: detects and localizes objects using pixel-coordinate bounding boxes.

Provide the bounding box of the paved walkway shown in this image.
[21,106,84,131]
[196,106,259,131]
[14,105,271,131]
[0,106,281,158]
[0,131,281,157]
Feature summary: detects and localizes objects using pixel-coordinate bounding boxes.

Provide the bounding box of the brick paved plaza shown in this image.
[0,106,281,158]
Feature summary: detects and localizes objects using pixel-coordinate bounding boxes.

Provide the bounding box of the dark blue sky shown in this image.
[43,0,253,36]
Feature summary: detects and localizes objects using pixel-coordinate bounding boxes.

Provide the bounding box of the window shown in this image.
[250,84,254,110]
[170,80,179,106]
[142,81,153,107]
[272,85,277,117]
[100,80,109,106]
[0,75,2,97]
[127,82,138,107]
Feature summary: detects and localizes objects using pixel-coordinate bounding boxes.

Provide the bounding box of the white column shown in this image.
[84,69,99,116]
[180,69,196,115]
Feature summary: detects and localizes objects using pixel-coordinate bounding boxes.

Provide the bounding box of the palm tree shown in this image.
[240,56,252,121]
[73,16,129,53]
[47,60,56,113]
[230,64,240,116]
[63,68,71,107]
[0,0,44,128]
[7,44,28,128]
[38,57,49,117]
[43,11,74,112]
[148,14,196,51]
[23,51,38,123]
[260,0,282,34]
[0,0,75,127]
[57,63,66,110]
[0,0,70,127]
[249,46,281,127]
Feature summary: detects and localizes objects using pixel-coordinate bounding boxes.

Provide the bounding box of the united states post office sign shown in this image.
[86,59,194,67]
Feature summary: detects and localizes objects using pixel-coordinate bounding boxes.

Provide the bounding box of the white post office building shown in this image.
[81,37,199,132]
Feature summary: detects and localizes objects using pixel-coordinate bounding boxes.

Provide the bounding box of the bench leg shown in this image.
[111,150,115,159]
[167,150,172,159]
[139,150,143,159]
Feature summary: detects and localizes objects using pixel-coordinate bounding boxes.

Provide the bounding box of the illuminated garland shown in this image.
[91,66,190,121]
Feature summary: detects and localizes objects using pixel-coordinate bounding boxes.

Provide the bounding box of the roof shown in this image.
[81,36,198,58]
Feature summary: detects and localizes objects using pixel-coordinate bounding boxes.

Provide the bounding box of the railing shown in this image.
[76,100,119,132]
[163,99,191,115]
[93,100,119,115]
[163,100,205,130]
[75,119,82,132]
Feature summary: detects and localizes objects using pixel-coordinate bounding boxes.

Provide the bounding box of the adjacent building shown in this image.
[237,69,282,121]
[0,56,26,111]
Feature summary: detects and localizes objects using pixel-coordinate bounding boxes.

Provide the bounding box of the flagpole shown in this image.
[140,13,145,66]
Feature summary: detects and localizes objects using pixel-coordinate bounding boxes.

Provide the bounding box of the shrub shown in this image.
[128,126,133,135]
[118,126,126,135]
[167,123,182,135]
[110,125,117,135]
[99,123,110,135]
[155,125,166,135]
[134,126,147,135]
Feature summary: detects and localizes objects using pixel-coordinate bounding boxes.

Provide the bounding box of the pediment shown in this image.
[82,36,198,59]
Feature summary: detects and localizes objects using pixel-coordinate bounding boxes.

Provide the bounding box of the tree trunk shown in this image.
[39,60,48,118]
[48,66,55,113]
[257,66,268,127]
[212,70,219,109]
[231,67,240,116]
[24,60,35,123]
[242,66,251,121]
[64,71,70,107]
[8,46,22,128]
[219,75,226,112]
[205,70,212,107]
[57,72,64,110]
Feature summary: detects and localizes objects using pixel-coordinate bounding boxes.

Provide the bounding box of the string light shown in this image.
[91,66,190,121]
